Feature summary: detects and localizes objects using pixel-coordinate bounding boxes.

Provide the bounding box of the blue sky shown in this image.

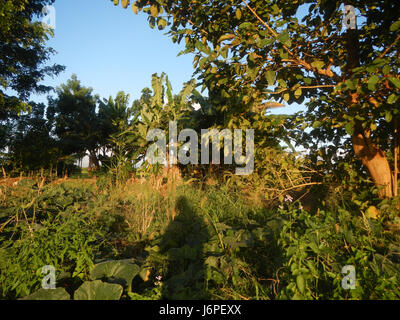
[31,0,305,114]
[32,0,195,104]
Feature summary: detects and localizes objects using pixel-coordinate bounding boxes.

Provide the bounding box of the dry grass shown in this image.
[106,166,184,239]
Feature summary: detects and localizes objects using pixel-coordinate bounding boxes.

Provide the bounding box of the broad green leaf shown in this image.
[294,87,302,99]
[158,18,167,30]
[238,22,252,30]
[235,8,242,20]
[345,122,354,135]
[296,275,305,294]
[277,30,291,47]
[199,57,208,69]
[387,94,398,104]
[304,77,312,85]
[218,34,235,42]
[220,47,228,59]
[382,64,391,75]
[385,111,393,123]
[260,37,275,47]
[74,280,123,300]
[278,78,287,88]
[279,49,289,60]
[311,60,324,70]
[271,4,280,15]
[368,75,380,91]
[312,121,322,128]
[345,79,356,90]
[247,65,259,81]
[21,288,70,300]
[283,92,290,102]
[90,260,140,288]
[265,71,276,86]
[389,77,400,89]
[390,20,400,32]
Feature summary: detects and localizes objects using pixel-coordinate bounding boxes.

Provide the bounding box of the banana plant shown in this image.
[132,73,196,170]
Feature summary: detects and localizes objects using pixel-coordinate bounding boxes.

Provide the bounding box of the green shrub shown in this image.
[276,205,400,299]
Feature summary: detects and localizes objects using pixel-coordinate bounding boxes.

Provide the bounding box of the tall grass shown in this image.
[1,172,399,300]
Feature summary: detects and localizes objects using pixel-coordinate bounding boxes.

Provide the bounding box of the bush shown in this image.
[276,204,400,299]
[0,181,104,299]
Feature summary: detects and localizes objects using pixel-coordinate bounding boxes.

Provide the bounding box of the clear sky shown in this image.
[31,0,196,104]
[31,0,304,115]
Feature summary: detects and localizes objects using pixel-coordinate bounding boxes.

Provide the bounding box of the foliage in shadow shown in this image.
[158,196,210,299]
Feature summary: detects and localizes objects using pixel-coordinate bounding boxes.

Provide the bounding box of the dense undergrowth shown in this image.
[0,173,399,300]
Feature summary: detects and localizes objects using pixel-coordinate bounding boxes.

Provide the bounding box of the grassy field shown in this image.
[0,172,400,300]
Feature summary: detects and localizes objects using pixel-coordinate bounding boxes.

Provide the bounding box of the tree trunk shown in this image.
[352,130,393,198]
[88,152,100,171]
[345,23,394,198]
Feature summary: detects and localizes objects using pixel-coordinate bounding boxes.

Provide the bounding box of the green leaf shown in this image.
[390,20,400,32]
[235,8,242,20]
[277,30,291,47]
[368,75,380,91]
[21,288,70,300]
[247,65,259,81]
[304,77,312,85]
[385,111,393,123]
[271,4,280,15]
[311,60,324,70]
[260,37,275,47]
[283,92,290,102]
[389,77,400,89]
[218,34,235,42]
[238,22,252,30]
[382,65,391,75]
[312,121,322,128]
[199,57,208,69]
[278,78,287,88]
[387,94,398,104]
[74,280,123,300]
[265,71,276,86]
[345,122,354,135]
[220,47,228,59]
[90,260,141,288]
[296,275,305,294]
[157,18,167,30]
[294,87,302,99]
[345,79,356,90]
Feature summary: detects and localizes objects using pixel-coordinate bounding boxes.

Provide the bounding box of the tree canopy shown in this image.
[0,0,64,118]
[112,0,400,198]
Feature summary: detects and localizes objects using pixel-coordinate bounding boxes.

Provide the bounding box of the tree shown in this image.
[0,0,64,118]
[47,75,101,172]
[97,91,133,154]
[97,91,137,178]
[133,72,196,169]
[6,102,59,173]
[113,0,400,198]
